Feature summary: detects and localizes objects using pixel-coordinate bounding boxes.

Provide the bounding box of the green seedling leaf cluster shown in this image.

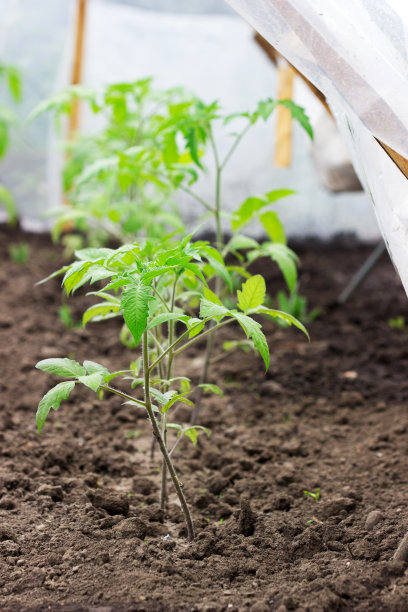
[35,82,313,541]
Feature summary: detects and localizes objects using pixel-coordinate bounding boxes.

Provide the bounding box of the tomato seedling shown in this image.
[36,236,308,541]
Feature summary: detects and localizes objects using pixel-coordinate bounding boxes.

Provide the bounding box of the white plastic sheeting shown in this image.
[226,0,408,293]
[0,0,74,230]
[1,0,380,240]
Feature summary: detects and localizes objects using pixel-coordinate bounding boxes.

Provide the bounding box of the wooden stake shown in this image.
[68,0,88,139]
[275,60,295,167]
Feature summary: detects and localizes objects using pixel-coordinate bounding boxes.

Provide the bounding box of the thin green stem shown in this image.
[220,122,252,171]
[142,332,195,541]
[173,318,233,356]
[152,286,171,312]
[100,384,146,408]
[160,274,178,509]
[179,184,215,213]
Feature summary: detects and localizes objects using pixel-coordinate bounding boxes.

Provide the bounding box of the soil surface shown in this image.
[0,224,408,612]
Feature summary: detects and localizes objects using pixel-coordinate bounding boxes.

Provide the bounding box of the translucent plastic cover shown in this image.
[227,0,408,293]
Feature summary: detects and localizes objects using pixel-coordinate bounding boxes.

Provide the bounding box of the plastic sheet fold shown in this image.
[227,0,408,293]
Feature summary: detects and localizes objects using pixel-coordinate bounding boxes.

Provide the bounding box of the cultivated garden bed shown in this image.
[1,223,407,611]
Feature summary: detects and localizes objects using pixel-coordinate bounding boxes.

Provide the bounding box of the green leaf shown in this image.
[0,184,17,224]
[183,426,211,446]
[199,298,228,320]
[231,197,265,231]
[83,303,119,326]
[231,311,270,370]
[265,189,296,204]
[203,287,223,306]
[77,372,104,391]
[257,98,278,120]
[231,190,294,231]
[203,256,232,292]
[262,243,298,292]
[120,280,154,347]
[83,360,109,376]
[253,307,309,339]
[185,127,202,168]
[226,234,259,252]
[279,99,313,140]
[63,261,93,295]
[36,358,86,378]
[197,383,223,396]
[237,275,266,312]
[7,67,21,101]
[75,247,115,261]
[163,393,194,413]
[146,312,189,331]
[260,211,286,244]
[186,317,205,338]
[36,381,75,434]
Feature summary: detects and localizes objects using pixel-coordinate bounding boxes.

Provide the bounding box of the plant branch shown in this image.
[220,122,251,171]
[100,384,146,408]
[179,184,214,213]
[142,332,195,541]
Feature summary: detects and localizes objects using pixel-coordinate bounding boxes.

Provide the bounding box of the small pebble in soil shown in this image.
[393,531,408,562]
[365,510,384,531]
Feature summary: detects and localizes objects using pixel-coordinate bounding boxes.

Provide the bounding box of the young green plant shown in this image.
[29,79,216,249]
[173,97,313,422]
[36,236,308,541]
[0,62,22,224]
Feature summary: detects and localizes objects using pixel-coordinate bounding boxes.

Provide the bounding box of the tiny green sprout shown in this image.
[126,493,133,498]
[306,519,314,524]
[58,304,80,329]
[388,316,407,330]
[125,430,142,439]
[8,243,29,265]
[219,518,224,524]
[303,488,320,502]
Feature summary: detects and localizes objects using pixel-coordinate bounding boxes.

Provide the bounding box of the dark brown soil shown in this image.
[0,224,407,612]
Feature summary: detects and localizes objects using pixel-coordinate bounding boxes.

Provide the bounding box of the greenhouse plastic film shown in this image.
[226,0,408,294]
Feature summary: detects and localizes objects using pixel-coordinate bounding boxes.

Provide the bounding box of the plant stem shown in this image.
[220,122,252,171]
[100,384,146,408]
[142,332,195,541]
[179,184,215,213]
[159,275,177,510]
[191,130,224,423]
[172,318,232,356]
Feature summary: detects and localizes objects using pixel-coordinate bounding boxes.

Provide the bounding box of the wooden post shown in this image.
[274,59,295,167]
[68,0,88,138]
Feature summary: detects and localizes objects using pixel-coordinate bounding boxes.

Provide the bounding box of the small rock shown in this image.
[88,490,129,516]
[339,391,364,408]
[365,510,384,531]
[259,380,284,396]
[393,530,408,562]
[113,517,147,540]
[237,496,256,536]
[37,485,64,502]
